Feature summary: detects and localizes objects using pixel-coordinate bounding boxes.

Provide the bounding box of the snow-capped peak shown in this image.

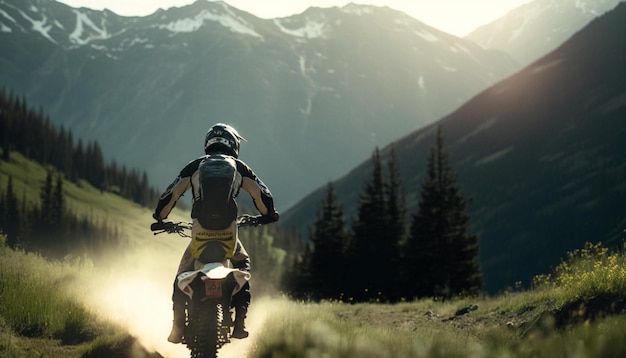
[340,3,375,16]
[274,17,327,39]
[156,2,262,39]
[69,9,110,45]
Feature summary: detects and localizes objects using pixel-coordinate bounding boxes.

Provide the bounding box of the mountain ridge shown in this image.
[0,0,518,209]
[281,2,626,292]
[466,0,624,65]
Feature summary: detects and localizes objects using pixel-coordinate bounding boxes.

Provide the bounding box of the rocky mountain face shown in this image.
[282,2,626,292]
[466,0,624,65]
[0,0,518,209]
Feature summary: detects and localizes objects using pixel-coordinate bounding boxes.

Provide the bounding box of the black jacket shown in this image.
[154,154,278,223]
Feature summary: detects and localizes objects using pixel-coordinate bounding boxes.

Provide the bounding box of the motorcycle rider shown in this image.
[152,123,279,343]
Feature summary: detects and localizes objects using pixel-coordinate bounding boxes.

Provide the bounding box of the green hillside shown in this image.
[0,150,188,245]
[0,152,189,357]
[3,152,142,227]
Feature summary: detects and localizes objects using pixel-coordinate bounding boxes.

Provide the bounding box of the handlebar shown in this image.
[236,214,262,227]
[151,221,192,237]
[151,214,263,237]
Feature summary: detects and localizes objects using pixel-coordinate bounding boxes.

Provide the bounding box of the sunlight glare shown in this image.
[87,269,189,357]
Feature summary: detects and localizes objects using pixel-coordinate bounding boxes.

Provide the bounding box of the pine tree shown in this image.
[85,141,105,190]
[348,147,401,302]
[405,126,482,299]
[56,126,74,178]
[52,174,65,224]
[40,171,54,228]
[307,182,350,300]
[283,242,314,299]
[0,110,10,160]
[72,139,85,183]
[2,177,20,248]
[384,145,407,300]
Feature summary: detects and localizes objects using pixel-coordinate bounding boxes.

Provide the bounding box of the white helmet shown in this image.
[204,123,244,158]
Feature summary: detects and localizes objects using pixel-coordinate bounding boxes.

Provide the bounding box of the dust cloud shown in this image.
[219,297,273,357]
[75,228,269,358]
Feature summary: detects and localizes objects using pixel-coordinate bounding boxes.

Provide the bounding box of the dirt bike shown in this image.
[151,214,262,358]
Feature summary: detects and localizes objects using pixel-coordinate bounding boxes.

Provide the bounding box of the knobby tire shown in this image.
[188,300,219,358]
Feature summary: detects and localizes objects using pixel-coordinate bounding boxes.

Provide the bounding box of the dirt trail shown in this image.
[80,230,272,358]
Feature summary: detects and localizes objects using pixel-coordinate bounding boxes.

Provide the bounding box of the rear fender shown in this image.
[177,262,250,299]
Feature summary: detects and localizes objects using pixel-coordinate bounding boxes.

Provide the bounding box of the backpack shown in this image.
[191,155,239,230]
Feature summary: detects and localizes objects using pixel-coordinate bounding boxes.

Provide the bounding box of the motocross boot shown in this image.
[231,305,249,339]
[167,302,186,344]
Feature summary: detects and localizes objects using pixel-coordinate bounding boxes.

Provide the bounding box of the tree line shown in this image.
[0,171,122,258]
[282,127,483,302]
[0,88,482,301]
[0,88,159,207]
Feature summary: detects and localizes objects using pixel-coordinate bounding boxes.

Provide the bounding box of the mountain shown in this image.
[281,2,626,293]
[466,0,624,65]
[0,0,518,209]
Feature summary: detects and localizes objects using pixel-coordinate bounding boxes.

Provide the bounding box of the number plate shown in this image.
[204,280,222,299]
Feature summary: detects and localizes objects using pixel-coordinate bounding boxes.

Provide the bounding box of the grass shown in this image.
[533,242,626,303]
[249,295,626,358]
[0,152,48,208]
[248,297,491,358]
[0,236,152,357]
[248,242,626,358]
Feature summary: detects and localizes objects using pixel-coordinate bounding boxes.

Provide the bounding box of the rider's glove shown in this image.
[258,211,280,225]
[151,221,176,232]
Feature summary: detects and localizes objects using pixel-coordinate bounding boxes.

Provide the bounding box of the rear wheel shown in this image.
[187,289,219,358]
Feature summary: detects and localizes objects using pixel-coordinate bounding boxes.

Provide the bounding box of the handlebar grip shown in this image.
[237,212,279,227]
[151,222,165,231]
[151,221,175,231]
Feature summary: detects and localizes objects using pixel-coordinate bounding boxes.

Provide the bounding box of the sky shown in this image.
[55,0,532,37]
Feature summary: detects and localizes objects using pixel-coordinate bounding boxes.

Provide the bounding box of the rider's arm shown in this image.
[237,160,279,223]
[153,159,199,220]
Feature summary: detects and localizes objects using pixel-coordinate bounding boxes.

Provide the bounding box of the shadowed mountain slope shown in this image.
[282,2,626,292]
